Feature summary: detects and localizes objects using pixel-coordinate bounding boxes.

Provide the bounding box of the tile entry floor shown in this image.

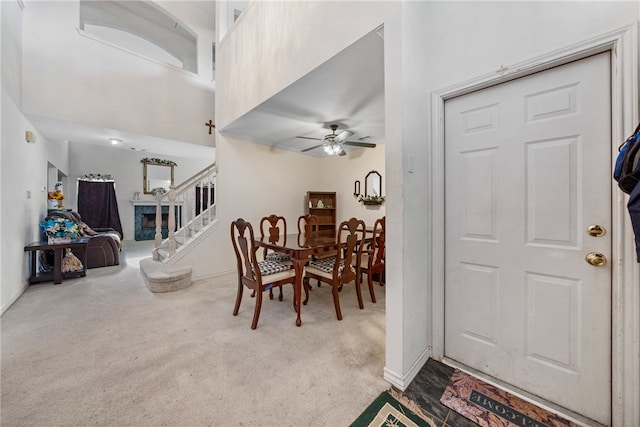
[398,358,479,427]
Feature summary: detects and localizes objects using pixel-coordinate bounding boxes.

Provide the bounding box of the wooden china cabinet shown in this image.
[306,191,336,236]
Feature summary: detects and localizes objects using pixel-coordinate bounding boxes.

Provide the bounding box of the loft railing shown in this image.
[152,162,217,261]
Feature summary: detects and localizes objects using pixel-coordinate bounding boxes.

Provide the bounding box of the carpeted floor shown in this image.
[1,240,389,426]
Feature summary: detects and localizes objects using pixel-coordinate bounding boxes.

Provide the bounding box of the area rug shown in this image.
[350,390,437,427]
[440,369,580,427]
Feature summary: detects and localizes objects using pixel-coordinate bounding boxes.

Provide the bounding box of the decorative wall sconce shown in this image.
[354,180,361,197]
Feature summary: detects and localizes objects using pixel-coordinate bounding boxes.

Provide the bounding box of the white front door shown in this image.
[444,52,611,425]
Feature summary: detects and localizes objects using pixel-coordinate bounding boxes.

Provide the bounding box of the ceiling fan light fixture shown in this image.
[298,124,376,156]
[323,140,342,156]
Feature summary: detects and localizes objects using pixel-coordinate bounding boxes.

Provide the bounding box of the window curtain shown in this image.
[77,180,124,238]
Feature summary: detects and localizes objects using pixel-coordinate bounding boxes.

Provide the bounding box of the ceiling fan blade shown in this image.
[301,144,323,153]
[296,136,322,141]
[338,149,347,156]
[343,141,377,148]
[335,130,354,142]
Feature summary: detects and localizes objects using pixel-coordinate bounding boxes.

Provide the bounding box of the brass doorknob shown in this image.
[585,252,607,266]
[587,225,606,237]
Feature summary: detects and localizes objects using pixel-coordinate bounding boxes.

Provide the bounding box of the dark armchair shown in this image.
[46,211,122,268]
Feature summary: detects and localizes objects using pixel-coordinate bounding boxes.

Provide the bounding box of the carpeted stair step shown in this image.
[140,257,192,293]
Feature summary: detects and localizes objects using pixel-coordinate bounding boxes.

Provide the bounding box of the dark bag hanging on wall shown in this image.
[614,123,640,194]
[628,182,640,262]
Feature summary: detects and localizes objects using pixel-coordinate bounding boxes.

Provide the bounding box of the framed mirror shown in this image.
[143,161,174,194]
[364,170,382,197]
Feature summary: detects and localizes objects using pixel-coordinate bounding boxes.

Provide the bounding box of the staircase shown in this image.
[140,163,217,292]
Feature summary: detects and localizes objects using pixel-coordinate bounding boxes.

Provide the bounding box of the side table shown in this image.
[24,238,89,284]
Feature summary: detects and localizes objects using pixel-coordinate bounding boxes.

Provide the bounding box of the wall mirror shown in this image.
[365,170,382,197]
[143,161,174,194]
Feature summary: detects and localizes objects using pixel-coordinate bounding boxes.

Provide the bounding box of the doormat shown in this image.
[350,390,437,427]
[440,369,580,427]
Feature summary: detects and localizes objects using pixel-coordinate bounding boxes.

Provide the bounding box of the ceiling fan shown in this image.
[297,124,376,156]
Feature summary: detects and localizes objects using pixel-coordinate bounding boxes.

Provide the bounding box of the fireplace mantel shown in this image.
[130,199,181,206]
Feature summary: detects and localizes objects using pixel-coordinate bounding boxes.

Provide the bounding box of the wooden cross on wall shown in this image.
[205,120,215,135]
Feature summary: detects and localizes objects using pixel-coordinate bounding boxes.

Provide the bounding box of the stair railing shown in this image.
[152,162,217,260]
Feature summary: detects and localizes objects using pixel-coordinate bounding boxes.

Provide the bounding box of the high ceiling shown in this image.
[29,3,383,160]
[220,27,385,158]
[29,0,216,160]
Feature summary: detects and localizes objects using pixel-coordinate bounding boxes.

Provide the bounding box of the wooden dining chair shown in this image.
[231,218,296,329]
[297,214,319,234]
[298,214,321,288]
[259,214,290,262]
[259,214,291,300]
[299,214,334,287]
[303,217,366,320]
[357,216,385,303]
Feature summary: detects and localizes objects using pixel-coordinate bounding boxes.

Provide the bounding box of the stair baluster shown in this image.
[152,163,217,261]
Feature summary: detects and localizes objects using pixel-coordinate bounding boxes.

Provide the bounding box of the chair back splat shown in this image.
[337,218,364,284]
[231,218,295,329]
[259,214,287,258]
[231,218,259,287]
[258,215,291,304]
[298,214,320,235]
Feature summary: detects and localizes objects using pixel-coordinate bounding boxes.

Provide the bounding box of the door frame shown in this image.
[430,24,639,426]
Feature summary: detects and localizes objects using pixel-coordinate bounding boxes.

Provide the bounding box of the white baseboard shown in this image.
[1,282,28,315]
[383,346,432,391]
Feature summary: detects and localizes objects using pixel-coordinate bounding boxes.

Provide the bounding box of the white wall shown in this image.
[1,0,64,313]
[216,0,640,397]
[21,0,214,147]
[68,142,213,240]
[320,144,386,228]
[215,1,396,129]
[157,1,216,84]
[1,89,53,314]
[180,137,319,278]
[1,0,4,315]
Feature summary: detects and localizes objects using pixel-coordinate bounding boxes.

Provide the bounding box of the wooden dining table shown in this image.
[255,232,338,326]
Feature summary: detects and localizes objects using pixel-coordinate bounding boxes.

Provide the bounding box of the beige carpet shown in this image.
[1,240,389,426]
